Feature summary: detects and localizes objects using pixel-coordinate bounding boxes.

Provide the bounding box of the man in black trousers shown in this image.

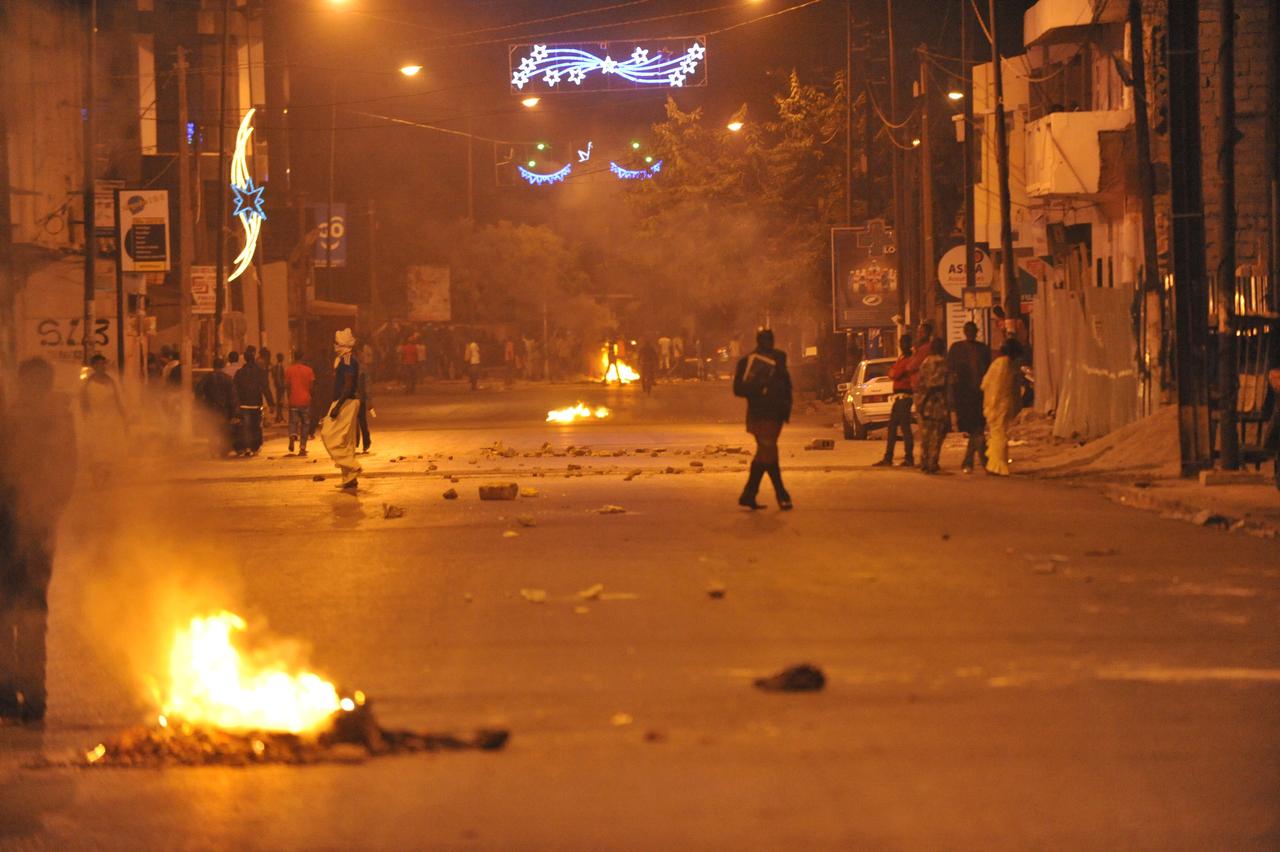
[733,329,794,510]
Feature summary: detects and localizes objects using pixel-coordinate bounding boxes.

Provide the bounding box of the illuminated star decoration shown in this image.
[609,160,663,181]
[228,108,264,283]
[510,41,707,91]
[518,163,573,186]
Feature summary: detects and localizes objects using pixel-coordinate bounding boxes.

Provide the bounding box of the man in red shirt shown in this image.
[284,349,316,456]
[400,333,421,394]
[873,333,917,467]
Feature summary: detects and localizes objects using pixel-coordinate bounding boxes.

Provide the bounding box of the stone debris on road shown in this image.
[502,530,520,538]
[753,664,826,692]
[520,487,540,498]
[443,488,459,500]
[479,483,519,501]
[381,503,406,520]
[597,505,627,515]
[610,713,634,727]
[519,588,547,603]
[577,583,604,600]
[516,514,537,527]
[311,475,325,482]
[706,581,727,599]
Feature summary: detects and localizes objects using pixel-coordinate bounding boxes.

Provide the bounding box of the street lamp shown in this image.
[399,64,423,77]
[947,90,964,101]
[726,120,745,133]
[911,137,921,147]
[521,96,540,108]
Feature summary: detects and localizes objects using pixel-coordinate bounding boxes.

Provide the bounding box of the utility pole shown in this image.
[82,0,98,366]
[1167,0,1212,474]
[465,114,475,221]
[214,0,232,355]
[886,0,906,325]
[1215,0,1239,468]
[988,0,1019,333]
[367,198,379,319]
[845,0,854,226]
[918,45,936,327]
[0,9,15,378]
[327,100,336,295]
[176,48,195,432]
[1128,0,1161,410]
[961,0,976,299]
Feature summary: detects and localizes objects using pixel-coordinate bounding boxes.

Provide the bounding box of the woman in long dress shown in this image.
[320,329,362,490]
[79,354,127,485]
[980,338,1024,476]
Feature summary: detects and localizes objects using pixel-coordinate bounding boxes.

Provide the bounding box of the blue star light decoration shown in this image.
[512,41,706,91]
[609,160,663,181]
[231,177,267,222]
[518,163,573,187]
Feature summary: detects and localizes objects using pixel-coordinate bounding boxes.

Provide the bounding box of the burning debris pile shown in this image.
[546,403,611,424]
[68,611,507,769]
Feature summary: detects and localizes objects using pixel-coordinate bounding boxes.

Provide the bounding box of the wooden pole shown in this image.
[988,0,1020,332]
[1216,0,1239,468]
[82,0,97,365]
[918,45,936,327]
[176,48,195,425]
[1128,0,1162,410]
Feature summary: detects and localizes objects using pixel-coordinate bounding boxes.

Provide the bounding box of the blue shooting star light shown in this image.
[518,163,573,186]
[231,177,268,221]
[609,160,663,181]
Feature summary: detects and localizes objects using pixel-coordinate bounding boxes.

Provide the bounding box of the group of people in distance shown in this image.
[729,321,1027,514]
[876,319,1024,476]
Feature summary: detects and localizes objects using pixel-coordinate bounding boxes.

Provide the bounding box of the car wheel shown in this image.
[851,411,868,440]
[842,412,857,440]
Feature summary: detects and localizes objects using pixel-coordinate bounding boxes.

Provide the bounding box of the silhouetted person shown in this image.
[232,345,274,456]
[0,358,77,724]
[197,356,239,457]
[947,321,992,472]
[733,329,793,510]
[874,334,916,467]
[638,338,659,396]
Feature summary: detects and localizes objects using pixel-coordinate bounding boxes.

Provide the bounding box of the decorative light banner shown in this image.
[610,160,663,181]
[228,108,266,283]
[518,163,573,186]
[509,38,707,94]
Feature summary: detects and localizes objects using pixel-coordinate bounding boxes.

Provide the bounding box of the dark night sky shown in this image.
[282,0,1030,281]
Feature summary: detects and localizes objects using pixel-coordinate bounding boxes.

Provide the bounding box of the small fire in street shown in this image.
[600,349,641,385]
[161,610,341,734]
[547,403,611,424]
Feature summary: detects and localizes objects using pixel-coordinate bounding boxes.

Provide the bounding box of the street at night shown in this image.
[2,381,1277,848]
[3,0,1279,848]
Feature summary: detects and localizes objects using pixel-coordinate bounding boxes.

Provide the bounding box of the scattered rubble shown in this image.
[519,588,547,603]
[597,505,627,515]
[610,713,634,727]
[65,701,507,768]
[502,530,520,539]
[516,515,537,527]
[706,581,727,599]
[479,483,519,501]
[443,488,459,500]
[753,664,826,692]
[577,583,604,600]
[520,487,540,498]
[311,475,325,482]
[381,503,405,520]
[805,439,836,451]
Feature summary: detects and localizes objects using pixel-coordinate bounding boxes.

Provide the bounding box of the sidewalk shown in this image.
[1010,406,1279,538]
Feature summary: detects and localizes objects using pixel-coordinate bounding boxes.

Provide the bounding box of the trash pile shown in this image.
[67,699,507,769]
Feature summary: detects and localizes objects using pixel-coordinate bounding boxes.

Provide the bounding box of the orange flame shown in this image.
[160,611,340,734]
[600,349,640,385]
[547,403,611,424]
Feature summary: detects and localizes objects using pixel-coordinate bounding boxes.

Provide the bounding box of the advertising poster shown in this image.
[831,219,899,329]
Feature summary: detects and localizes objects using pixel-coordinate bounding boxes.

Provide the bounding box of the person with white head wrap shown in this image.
[320,328,363,489]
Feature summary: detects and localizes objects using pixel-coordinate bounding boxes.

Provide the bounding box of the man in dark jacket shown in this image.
[732,329,793,510]
[0,358,77,724]
[197,356,239,457]
[232,345,274,456]
[946,321,992,472]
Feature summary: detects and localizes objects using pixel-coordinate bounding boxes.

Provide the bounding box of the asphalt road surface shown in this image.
[3,380,1278,850]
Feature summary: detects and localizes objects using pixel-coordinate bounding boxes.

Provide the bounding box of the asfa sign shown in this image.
[936,243,994,300]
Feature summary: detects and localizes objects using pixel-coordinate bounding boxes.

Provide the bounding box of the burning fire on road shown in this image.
[546,403,611,424]
[71,610,507,768]
[600,349,640,385]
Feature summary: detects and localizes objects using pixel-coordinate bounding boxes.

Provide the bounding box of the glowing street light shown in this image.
[527,160,537,168]
[536,142,547,151]
[644,155,653,164]
[630,140,641,150]
[911,137,921,147]
[399,64,423,77]
[947,90,964,101]
[521,96,541,108]
[726,120,745,133]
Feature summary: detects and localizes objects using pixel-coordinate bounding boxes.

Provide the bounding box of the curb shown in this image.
[1103,484,1279,539]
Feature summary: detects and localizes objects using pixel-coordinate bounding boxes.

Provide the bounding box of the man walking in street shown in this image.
[0,358,77,725]
[873,334,917,467]
[733,329,793,510]
[947,320,992,473]
[197,356,239,457]
[321,328,363,490]
[270,351,288,424]
[400,333,420,394]
[465,339,482,391]
[223,350,242,378]
[232,345,274,457]
[285,349,316,457]
[981,338,1023,477]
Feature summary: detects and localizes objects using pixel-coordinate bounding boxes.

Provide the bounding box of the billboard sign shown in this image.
[311,203,347,268]
[191,265,217,315]
[832,220,899,329]
[406,265,452,322]
[936,243,994,300]
[117,189,171,272]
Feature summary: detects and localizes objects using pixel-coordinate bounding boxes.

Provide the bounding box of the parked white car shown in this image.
[840,357,896,440]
